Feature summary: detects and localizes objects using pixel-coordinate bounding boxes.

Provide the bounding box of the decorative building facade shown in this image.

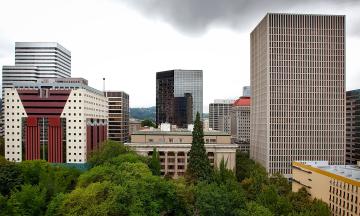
[4,78,108,163]
[1,42,71,136]
[251,13,346,176]
[346,89,360,164]
[126,124,237,178]
[105,91,129,143]
[156,70,203,127]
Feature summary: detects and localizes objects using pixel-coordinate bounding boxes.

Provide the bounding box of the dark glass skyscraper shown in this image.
[156,69,203,128]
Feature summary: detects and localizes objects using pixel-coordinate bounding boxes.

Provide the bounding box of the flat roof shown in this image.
[14,82,104,96]
[133,129,230,136]
[294,161,360,182]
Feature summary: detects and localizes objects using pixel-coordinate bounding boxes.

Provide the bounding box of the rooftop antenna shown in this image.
[103,77,105,92]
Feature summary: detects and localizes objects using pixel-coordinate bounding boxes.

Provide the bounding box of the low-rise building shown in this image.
[292,161,360,216]
[125,123,237,177]
[129,119,143,136]
[4,78,108,163]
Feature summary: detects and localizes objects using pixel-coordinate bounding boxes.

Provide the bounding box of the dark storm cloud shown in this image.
[120,0,360,35]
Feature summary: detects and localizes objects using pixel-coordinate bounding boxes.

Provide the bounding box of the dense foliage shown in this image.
[186,112,213,182]
[149,147,161,176]
[141,119,156,128]
[0,140,331,216]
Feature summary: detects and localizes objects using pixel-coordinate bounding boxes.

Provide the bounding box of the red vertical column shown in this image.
[98,125,103,146]
[104,124,107,140]
[92,125,98,151]
[48,118,62,163]
[49,124,53,162]
[86,125,92,159]
[25,117,40,160]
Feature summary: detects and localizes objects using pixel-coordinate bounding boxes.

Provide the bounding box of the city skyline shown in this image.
[0,0,359,112]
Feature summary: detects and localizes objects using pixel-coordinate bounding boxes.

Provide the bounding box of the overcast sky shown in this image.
[0,0,359,112]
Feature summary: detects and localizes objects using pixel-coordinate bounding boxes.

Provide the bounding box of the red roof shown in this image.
[233,96,250,106]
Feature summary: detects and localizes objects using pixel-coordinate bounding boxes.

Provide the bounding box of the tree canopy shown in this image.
[141,119,156,128]
[186,112,213,182]
[0,141,331,216]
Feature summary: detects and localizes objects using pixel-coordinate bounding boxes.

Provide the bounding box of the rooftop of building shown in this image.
[294,161,360,182]
[133,123,229,136]
[13,78,104,96]
[15,42,71,55]
[133,130,229,136]
[38,78,88,85]
[212,99,236,104]
[233,96,250,107]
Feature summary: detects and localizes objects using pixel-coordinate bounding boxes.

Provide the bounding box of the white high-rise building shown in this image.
[1,42,71,135]
[2,42,71,90]
[250,13,346,176]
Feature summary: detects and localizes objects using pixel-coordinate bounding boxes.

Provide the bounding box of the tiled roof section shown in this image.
[233,96,250,106]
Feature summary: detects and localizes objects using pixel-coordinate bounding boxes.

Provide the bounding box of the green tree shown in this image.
[241,163,268,200]
[307,199,331,216]
[45,193,66,216]
[269,172,291,196]
[141,119,156,127]
[288,187,312,213]
[88,140,131,166]
[7,184,47,216]
[0,157,24,196]
[149,147,161,176]
[235,151,255,182]
[195,181,246,216]
[0,137,4,157]
[256,185,292,215]
[57,181,124,216]
[213,158,236,184]
[186,112,213,182]
[17,160,49,185]
[238,202,274,216]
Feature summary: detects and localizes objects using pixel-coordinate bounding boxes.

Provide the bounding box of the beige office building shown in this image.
[292,161,360,216]
[104,91,129,143]
[231,96,251,151]
[125,123,237,177]
[250,13,346,176]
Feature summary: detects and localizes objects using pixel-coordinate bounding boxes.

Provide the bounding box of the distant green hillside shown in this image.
[130,106,208,121]
[130,106,156,121]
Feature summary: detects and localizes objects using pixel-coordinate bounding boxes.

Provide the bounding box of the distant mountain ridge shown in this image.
[130,106,208,121]
[130,106,156,121]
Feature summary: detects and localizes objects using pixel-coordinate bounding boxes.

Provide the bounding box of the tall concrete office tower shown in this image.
[242,86,251,97]
[105,91,130,143]
[345,89,360,164]
[2,42,71,90]
[156,69,203,128]
[209,99,235,132]
[250,13,345,176]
